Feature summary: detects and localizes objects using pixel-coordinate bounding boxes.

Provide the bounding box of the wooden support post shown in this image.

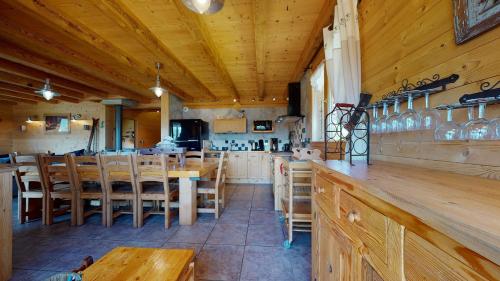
[161,93,170,141]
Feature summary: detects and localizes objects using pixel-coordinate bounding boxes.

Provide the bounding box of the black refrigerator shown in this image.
[170,119,209,151]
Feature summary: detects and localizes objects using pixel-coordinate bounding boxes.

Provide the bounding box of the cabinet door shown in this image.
[227,153,239,178]
[237,153,248,178]
[260,153,271,180]
[247,153,260,179]
[317,211,354,281]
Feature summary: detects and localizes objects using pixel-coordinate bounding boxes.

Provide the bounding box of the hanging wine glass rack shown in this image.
[435,80,500,110]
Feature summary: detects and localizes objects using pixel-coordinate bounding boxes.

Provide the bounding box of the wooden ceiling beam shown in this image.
[289,0,336,82]
[7,0,193,102]
[172,0,239,100]
[0,99,17,106]
[0,58,107,99]
[0,71,84,100]
[91,0,216,101]
[0,39,149,103]
[254,0,270,101]
[0,81,69,103]
[0,92,38,104]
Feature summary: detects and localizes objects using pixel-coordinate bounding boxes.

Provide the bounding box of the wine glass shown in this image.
[386,98,402,133]
[459,106,475,140]
[399,93,420,131]
[370,105,379,133]
[435,107,460,141]
[490,117,500,140]
[419,91,441,130]
[377,101,389,133]
[466,102,493,140]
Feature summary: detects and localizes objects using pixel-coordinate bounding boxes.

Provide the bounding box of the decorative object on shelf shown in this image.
[35,79,60,101]
[71,114,82,121]
[453,0,500,45]
[149,62,167,98]
[181,0,224,14]
[44,114,71,134]
[435,107,460,141]
[324,103,370,165]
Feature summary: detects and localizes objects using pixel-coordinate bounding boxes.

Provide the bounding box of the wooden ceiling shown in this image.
[0,0,334,106]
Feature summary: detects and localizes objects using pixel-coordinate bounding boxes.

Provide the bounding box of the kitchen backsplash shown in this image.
[209,139,289,152]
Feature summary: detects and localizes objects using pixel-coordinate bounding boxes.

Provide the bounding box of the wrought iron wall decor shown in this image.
[324,103,370,165]
[436,80,500,110]
[368,73,460,108]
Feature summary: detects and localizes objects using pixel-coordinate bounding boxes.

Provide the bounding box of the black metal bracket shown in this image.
[368,73,460,108]
[437,80,500,110]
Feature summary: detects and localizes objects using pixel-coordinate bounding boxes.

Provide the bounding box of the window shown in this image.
[310,62,325,142]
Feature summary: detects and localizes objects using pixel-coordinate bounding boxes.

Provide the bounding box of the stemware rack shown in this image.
[435,80,500,110]
[324,103,370,165]
[368,73,460,108]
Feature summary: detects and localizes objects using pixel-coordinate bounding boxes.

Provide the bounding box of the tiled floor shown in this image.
[10,184,311,281]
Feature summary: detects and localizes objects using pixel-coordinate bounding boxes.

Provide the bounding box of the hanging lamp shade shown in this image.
[35,79,60,100]
[181,0,224,14]
[149,62,167,98]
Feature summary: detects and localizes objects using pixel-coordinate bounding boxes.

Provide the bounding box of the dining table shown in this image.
[167,159,218,225]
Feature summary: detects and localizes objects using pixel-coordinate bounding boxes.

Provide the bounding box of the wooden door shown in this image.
[316,211,354,281]
[247,153,260,179]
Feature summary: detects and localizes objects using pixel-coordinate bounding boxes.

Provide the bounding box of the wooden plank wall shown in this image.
[0,106,14,154]
[359,0,500,179]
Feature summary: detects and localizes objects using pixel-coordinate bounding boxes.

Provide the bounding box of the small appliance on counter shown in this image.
[257,139,265,151]
[270,138,279,152]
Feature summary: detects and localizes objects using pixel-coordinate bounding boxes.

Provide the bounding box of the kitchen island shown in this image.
[311,160,500,280]
[0,165,15,281]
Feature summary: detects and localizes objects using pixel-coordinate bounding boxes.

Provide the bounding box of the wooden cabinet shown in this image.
[312,164,500,281]
[227,152,247,178]
[247,153,260,179]
[213,118,246,133]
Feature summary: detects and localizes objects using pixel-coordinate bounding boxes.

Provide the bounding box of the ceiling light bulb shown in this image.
[233,98,237,102]
[42,90,55,100]
[192,0,211,14]
[150,62,167,98]
[153,87,164,98]
[36,79,60,101]
[272,97,276,101]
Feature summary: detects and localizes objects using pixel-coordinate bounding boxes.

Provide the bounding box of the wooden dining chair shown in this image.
[98,154,138,227]
[185,149,205,164]
[9,153,45,224]
[132,154,178,229]
[39,154,77,225]
[197,151,228,218]
[68,154,107,226]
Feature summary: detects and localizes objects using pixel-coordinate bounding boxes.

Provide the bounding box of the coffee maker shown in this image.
[270,138,279,152]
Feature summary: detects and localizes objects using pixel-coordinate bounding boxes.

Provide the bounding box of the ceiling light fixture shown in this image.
[233,98,237,102]
[35,79,60,101]
[272,97,276,101]
[251,97,256,102]
[149,62,167,98]
[181,0,224,14]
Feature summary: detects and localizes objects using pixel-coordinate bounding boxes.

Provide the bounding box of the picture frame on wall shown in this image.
[44,114,71,134]
[453,0,500,44]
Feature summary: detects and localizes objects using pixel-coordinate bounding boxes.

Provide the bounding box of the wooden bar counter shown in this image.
[0,165,15,281]
[311,160,500,281]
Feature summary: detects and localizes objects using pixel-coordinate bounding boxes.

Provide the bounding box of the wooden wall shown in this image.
[359,0,500,179]
[0,106,14,154]
[122,110,161,148]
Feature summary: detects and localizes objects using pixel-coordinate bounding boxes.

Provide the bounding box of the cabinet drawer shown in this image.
[314,172,338,217]
[339,191,387,263]
[405,231,489,281]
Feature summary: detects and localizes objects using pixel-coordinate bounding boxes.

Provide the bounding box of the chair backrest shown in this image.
[9,153,41,192]
[38,154,73,192]
[98,155,135,183]
[214,152,228,189]
[132,154,168,184]
[68,154,104,193]
[185,149,205,163]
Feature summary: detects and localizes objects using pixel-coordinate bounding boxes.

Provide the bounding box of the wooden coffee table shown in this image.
[83,247,195,281]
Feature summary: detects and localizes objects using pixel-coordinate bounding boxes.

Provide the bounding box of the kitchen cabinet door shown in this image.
[236,152,248,178]
[247,153,260,179]
[317,211,354,281]
[260,153,271,180]
[227,153,239,178]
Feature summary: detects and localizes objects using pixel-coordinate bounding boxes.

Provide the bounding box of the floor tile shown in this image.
[162,242,203,255]
[240,246,295,281]
[251,199,275,211]
[226,200,252,211]
[196,245,244,281]
[207,223,248,245]
[249,210,280,225]
[218,209,250,225]
[246,224,283,247]
[167,222,215,244]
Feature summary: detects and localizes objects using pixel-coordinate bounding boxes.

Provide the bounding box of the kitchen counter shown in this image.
[311,160,500,266]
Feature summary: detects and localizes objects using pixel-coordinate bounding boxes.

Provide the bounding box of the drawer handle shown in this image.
[347,211,360,223]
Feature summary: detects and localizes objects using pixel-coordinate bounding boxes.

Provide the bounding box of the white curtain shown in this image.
[310,62,325,142]
[329,0,361,106]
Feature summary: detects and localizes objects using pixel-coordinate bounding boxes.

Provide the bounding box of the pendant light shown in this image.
[35,79,60,101]
[149,62,167,98]
[181,0,224,14]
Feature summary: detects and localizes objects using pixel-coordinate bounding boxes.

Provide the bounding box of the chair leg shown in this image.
[106,199,113,228]
[77,199,84,226]
[18,195,25,224]
[101,198,107,226]
[215,193,219,219]
[137,197,143,228]
[133,199,138,228]
[164,200,170,229]
[46,197,54,225]
[70,198,77,226]
[42,195,47,225]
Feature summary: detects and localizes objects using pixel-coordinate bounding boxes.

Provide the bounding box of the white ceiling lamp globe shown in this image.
[153,86,164,98]
[42,89,55,100]
[192,0,211,14]
[36,78,59,101]
[150,62,167,98]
